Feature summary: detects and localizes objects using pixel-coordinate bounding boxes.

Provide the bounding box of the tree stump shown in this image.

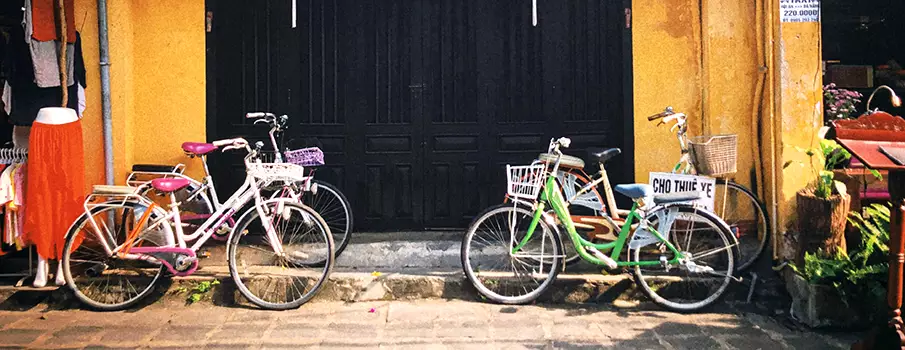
[796,189,851,265]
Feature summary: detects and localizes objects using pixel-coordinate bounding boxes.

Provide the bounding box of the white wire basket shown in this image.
[246,162,308,183]
[506,163,547,200]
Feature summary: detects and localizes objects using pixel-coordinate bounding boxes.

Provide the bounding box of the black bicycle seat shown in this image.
[587,148,621,164]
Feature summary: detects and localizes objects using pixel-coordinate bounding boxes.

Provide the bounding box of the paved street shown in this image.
[0,300,854,349]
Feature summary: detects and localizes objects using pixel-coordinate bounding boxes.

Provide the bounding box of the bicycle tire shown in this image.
[62,201,172,311]
[713,181,770,272]
[461,204,563,304]
[228,201,334,310]
[302,180,354,257]
[631,204,737,312]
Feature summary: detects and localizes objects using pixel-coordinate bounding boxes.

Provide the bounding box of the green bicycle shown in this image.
[461,137,739,312]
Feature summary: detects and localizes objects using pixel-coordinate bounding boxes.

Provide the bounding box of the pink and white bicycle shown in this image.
[61,139,334,311]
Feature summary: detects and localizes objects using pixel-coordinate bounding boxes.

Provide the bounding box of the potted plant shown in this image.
[785,139,852,266]
[786,203,890,328]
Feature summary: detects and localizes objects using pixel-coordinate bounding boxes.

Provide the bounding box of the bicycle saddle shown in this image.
[537,153,585,170]
[151,178,191,193]
[181,142,218,156]
[587,148,621,164]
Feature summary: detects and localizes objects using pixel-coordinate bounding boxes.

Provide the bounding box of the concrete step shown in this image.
[198,232,601,272]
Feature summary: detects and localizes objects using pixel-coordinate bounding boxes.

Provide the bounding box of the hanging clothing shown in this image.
[0,162,26,254]
[6,163,26,250]
[23,120,85,259]
[30,0,77,43]
[30,41,75,88]
[2,25,81,126]
[25,0,75,88]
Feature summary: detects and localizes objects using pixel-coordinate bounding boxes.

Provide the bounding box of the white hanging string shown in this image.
[292,0,297,28]
[532,0,538,26]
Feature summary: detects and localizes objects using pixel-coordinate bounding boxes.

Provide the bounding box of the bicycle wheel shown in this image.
[713,181,770,271]
[62,201,173,311]
[300,180,353,257]
[228,201,334,310]
[630,204,736,312]
[461,204,563,304]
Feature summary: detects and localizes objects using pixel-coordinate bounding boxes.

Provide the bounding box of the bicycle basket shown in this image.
[688,134,737,177]
[246,162,307,183]
[506,163,547,200]
[285,147,325,167]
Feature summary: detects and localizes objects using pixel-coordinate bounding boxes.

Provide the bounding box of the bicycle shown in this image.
[125,113,354,257]
[462,137,738,312]
[646,107,770,272]
[62,138,334,311]
[534,108,770,272]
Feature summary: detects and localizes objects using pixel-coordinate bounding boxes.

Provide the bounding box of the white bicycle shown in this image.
[63,139,334,310]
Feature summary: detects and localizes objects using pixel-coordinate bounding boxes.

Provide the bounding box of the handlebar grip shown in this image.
[246,112,275,119]
[647,112,666,121]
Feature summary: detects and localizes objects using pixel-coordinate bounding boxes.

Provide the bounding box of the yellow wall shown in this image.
[633,0,820,241]
[776,21,823,232]
[74,0,206,185]
[632,0,761,190]
[131,0,207,177]
[632,0,703,182]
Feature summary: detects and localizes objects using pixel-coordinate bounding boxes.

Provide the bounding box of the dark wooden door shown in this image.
[207,0,632,230]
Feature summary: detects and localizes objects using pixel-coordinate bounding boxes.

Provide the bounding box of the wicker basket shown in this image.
[285,147,325,167]
[688,134,737,177]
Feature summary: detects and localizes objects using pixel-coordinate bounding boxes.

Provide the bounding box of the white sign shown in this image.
[649,172,716,211]
[780,0,820,23]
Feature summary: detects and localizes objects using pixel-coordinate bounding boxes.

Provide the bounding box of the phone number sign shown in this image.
[649,172,716,211]
[780,0,820,23]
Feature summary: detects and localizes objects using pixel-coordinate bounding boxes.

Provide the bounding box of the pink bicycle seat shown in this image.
[151,178,191,193]
[181,142,218,155]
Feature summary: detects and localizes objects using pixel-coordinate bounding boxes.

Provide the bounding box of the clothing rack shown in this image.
[0,146,32,286]
[0,147,27,163]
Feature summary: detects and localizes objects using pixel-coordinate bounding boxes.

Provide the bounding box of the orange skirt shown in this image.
[24,120,86,260]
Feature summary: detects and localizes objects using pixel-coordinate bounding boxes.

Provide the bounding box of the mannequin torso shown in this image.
[34,107,78,125]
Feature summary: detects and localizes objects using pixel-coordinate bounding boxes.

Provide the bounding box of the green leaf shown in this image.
[869,169,883,180]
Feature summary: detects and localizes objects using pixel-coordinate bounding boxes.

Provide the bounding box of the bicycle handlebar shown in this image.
[246,112,275,119]
[646,106,675,121]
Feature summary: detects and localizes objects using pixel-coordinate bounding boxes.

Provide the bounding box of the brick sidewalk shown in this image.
[0,300,854,349]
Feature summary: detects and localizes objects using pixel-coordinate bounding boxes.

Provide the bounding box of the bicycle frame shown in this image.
[515,153,685,267]
[86,171,285,261]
